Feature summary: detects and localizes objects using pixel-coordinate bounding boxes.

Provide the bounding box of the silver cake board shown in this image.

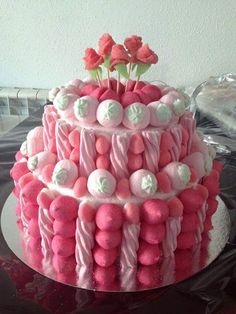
[1,192,231,292]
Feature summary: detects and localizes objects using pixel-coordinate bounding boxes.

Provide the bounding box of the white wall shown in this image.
[0,0,235,89]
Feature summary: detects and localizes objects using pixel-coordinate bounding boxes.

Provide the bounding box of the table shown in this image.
[0,108,236,314]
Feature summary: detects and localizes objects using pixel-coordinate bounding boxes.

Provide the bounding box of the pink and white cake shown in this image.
[11,34,223,287]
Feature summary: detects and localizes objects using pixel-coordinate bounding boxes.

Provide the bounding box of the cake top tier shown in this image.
[49,34,188,131]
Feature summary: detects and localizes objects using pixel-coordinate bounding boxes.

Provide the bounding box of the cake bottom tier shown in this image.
[11,166,222,290]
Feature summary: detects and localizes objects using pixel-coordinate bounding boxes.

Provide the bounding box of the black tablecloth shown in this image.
[0,108,236,314]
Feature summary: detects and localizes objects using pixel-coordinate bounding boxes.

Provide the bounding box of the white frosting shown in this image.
[74,98,89,118]
[52,167,68,185]
[141,174,157,194]
[177,164,191,185]
[208,145,216,159]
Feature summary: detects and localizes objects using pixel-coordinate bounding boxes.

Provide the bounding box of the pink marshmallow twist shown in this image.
[110,133,131,179]
[42,105,58,153]
[55,120,72,160]
[142,130,162,173]
[79,128,96,177]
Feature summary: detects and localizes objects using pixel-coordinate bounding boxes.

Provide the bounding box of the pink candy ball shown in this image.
[179,188,205,213]
[129,169,157,198]
[167,197,184,217]
[52,235,75,257]
[94,264,117,285]
[95,229,122,249]
[37,188,55,209]
[137,240,161,266]
[141,84,162,102]
[18,172,34,189]
[116,178,131,200]
[121,91,141,108]
[74,96,98,124]
[53,220,76,238]
[95,203,123,231]
[78,202,96,222]
[49,195,78,221]
[137,265,160,288]
[142,199,169,224]
[28,219,41,238]
[23,203,39,220]
[123,203,140,224]
[53,255,76,274]
[22,179,45,205]
[181,213,199,232]
[70,148,80,163]
[99,89,120,102]
[74,177,88,197]
[68,129,80,147]
[95,135,110,154]
[96,154,110,170]
[52,160,78,188]
[41,164,54,183]
[123,102,150,130]
[148,101,172,127]
[129,133,145,154]
[206,198,218,216]
[93,245,118,267]
[155,172,172,193]
[79,83,98,96]
[97,99,123,128]
[140,222,166,244]
[177,231,196,249]
[127,152,143,171]
[134,90,152,105]
[26,126,44,157]
[87,169,116,198]
[10,162,29,183]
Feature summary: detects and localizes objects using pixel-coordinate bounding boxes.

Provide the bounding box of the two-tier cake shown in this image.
[10,34,223,288]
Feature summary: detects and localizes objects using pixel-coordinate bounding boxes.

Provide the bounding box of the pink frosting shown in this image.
[38,207,54,257]
[75,218,95,266]
[110,133,130,179]
[42,105,58,153]
[142,130,161,173]
[55,120,72,160]
[120,222,140,268]
[79,128,96,177]
[169,125,182,161]
[27,126,44,157]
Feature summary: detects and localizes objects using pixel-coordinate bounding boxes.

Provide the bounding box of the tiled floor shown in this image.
[0,115,27,136]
